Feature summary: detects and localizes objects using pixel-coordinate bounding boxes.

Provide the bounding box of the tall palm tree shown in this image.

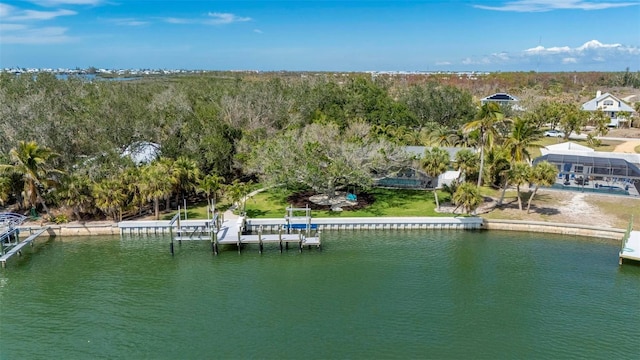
[0,141,63,216]
[139,161,174,220]
[420,147,450,210]
[226,179,251,215]
[199,174,225,210]
[526,161,558,214]
[507,162,531,211]
[504,117,542,163]
[463,102,504,187]
[172,156,201,208]
[452,182,483,215]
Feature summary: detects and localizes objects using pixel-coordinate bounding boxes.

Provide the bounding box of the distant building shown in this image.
[480,92,523,111]
[581,91,635,128]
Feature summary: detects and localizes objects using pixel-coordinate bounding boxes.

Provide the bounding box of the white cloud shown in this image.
[435,61,451,66]
[576,39,621,51]
[107,18,149,26]
[1,25,73,44]
[524,45,572,55]
[474,0,640,12]
[207,12,251,25]
[253,29,263,34]
[1,4,76,21]
[492,52,510,60]
[163,17,193,24]
[454,39,640,69]
[162,12,253,26]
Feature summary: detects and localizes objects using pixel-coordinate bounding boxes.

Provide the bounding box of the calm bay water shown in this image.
[1,230,638,359]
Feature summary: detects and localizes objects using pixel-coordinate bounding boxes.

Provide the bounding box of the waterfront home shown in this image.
[581,91,635,128]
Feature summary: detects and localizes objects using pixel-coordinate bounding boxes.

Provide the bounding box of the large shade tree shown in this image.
[246,122,410,198]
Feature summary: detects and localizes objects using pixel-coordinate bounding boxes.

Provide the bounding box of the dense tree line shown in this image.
[1,71,637,219]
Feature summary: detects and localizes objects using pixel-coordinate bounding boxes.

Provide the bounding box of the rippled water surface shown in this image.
[1,230,638,359]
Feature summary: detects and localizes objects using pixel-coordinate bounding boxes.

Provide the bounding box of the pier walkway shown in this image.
[0,227,50,268]
[119,213,320,255]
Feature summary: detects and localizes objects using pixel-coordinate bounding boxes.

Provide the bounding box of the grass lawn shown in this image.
[244,187,451,218]
[635,144,640,154]
[160,200,233,220]
[530,137,623,158]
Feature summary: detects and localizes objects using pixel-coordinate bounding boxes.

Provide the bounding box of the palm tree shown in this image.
[420,147,450,210]
[526,161,558,214]
[226,180,252,215]
[463,102,504,187]
[452,182,483,215]
[139,161,174,220]
[0,175,11,206]
[172,156,201,208]
[0,141,63,216]
[92,178,127,221]
[57,174,93,220]
[453,149,479,182]
[504,117,542,163]
[199,174,225,210]
[507,162,531,211]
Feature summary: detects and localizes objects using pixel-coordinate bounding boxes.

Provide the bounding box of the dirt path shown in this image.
[613,140,640,153]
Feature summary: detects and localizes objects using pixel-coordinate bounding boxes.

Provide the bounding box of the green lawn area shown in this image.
[244,187,451,218]
[161,200,232,220]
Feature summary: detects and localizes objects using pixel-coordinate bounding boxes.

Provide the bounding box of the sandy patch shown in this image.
[613,140,640,153]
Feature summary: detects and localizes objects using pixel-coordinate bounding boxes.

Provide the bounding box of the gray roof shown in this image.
[581,92,635,112]
[481,93,519,102]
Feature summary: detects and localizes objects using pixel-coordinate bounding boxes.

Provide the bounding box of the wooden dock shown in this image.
[620,230,640,264]
[0,227,50,268]
[210,216,319,254]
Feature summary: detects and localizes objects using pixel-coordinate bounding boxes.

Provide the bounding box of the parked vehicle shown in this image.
[544,130,565,137]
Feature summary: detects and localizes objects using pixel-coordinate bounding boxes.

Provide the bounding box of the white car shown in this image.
[544,130,565,138]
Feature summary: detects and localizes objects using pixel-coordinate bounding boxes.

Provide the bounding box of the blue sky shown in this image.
[1,0,639,71]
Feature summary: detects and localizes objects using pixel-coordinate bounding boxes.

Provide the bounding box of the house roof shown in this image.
[481,93,519,102]
[581,92,635,112]
[541,141,594,154]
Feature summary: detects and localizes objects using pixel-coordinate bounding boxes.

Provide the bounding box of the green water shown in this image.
[1,230,638,359]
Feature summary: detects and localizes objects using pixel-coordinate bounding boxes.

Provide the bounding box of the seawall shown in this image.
[482,219,625,240]
[18,218,626,240]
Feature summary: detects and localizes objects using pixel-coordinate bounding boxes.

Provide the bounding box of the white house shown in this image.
[581,91,635,128]
[540,141,594,155]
